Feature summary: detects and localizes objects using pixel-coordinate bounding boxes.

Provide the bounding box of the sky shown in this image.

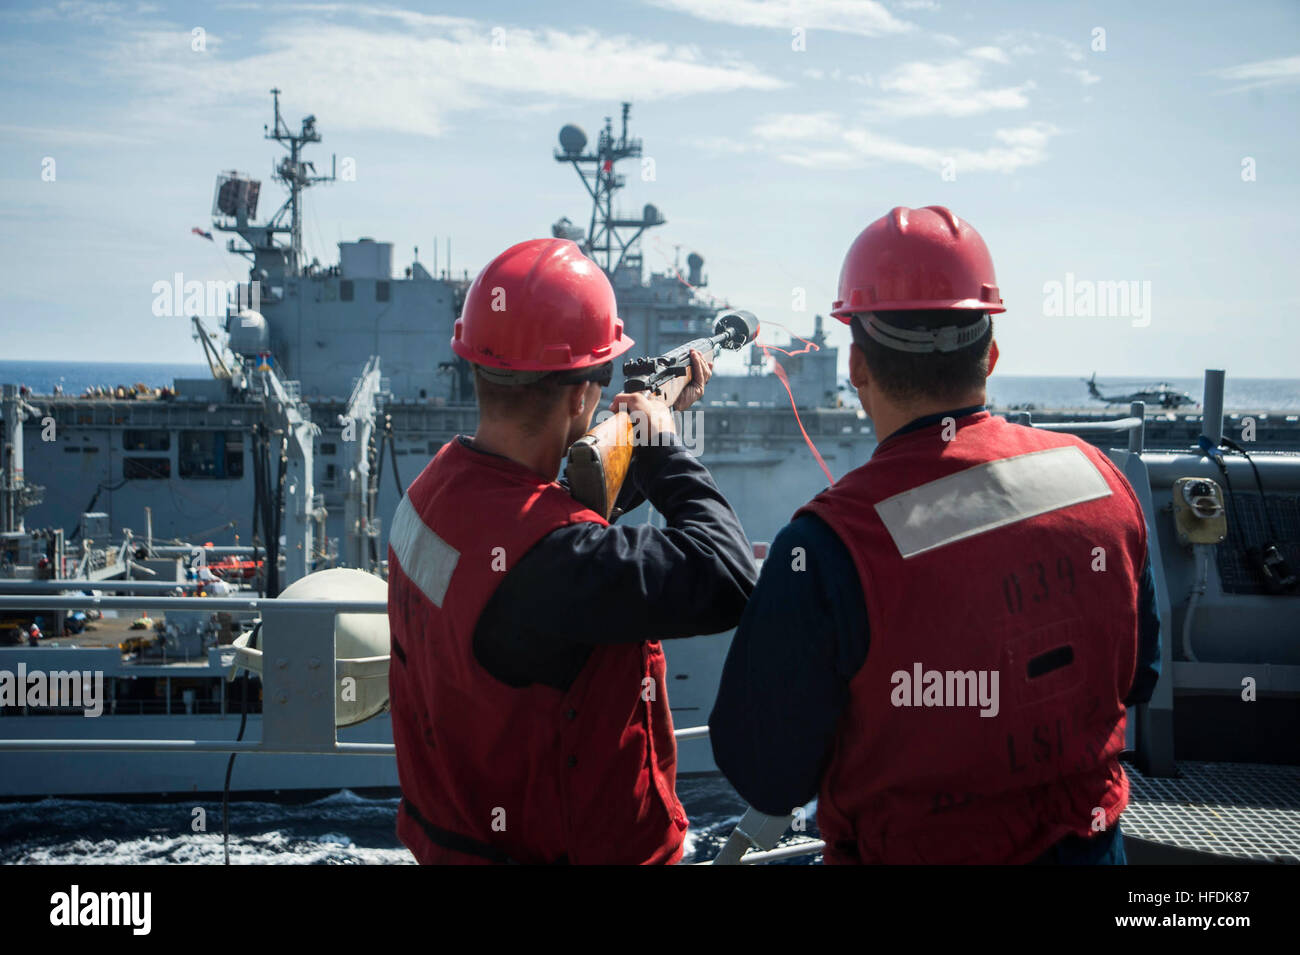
[0,0,1297,378]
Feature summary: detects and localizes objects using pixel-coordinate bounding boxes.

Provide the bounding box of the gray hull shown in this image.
[0,713,396,798]
[0,627,741,798]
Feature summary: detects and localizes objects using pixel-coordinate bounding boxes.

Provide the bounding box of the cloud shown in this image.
[774,147,864,169]
[644,0,913,37]
[0,123,151,145]
[967,46,1009,64]
[753,111,845,142]
[1064,67,1100,85]
[43,12,784,139]
[996,29,1087,64]
[1208,55,1300,93]
[753,111,1059,174]
[895,0,939,10]
[850,122,1057,173]
[695,135,757,156]
[869,56,1033,117]
[251,3,477,32]
[9,1,126,24]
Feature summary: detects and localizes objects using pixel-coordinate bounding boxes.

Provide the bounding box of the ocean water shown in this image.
[0,782,822,866]
[0,361,209,396]
[984,375,1300,412]
[1,361,1298,410]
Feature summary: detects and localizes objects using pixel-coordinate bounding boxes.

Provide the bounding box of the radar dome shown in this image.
[228,308,269,356]
[230,568,390,728]
[558,124,587,156]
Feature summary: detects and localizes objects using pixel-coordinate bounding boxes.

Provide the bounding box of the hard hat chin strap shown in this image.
[473,361,612,388]
[473,365,553,386]
[860,312,990,354]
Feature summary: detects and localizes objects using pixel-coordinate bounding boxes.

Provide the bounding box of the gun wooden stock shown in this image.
[564,372,691,519]
[566,414,635,520]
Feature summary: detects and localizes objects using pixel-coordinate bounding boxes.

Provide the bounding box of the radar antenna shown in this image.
[554,102,665,277]
[264,88,336,275]
[212,89,336,280]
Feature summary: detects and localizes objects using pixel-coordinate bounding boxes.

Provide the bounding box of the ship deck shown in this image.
[1125,761,1300,863]
[37,614,155,650]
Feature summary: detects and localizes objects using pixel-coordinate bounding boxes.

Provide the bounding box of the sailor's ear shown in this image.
[568,381,592,417]
[848,342,869,390]
[987,338,1000,377]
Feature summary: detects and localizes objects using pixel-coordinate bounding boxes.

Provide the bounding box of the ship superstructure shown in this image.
[213,92,473,406]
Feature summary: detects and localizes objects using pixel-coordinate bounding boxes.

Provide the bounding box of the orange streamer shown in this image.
[649,239,834,485]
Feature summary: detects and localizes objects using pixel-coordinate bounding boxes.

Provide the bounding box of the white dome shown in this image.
[229,308,270,355]
[232,568,390,728]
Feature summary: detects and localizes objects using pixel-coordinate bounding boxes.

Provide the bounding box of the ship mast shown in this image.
[554,102,665,276]
[265,88,335,275]
[212,90,336,280]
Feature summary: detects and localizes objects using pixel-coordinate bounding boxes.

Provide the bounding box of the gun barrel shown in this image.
[621,309,758,389]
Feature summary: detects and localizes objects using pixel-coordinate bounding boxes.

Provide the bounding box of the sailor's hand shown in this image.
[611,391,677,442]
[672,348,713,412]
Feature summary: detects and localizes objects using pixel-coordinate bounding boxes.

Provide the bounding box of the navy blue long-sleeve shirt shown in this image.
[468,433,757,691]
[709,407,1162,832]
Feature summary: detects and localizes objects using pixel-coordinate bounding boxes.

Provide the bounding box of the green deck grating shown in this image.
[1124,760,1300,862]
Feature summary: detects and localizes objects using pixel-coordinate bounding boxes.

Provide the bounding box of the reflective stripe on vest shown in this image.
[389,493,460,607]
[875,445,1112,558]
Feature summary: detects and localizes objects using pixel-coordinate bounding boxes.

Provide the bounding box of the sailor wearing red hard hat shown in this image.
[710,207,1161,864]
[387,238,756,865]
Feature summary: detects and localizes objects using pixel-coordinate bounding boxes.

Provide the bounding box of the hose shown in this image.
[1181,544,1210,662]
[222,620,261,865]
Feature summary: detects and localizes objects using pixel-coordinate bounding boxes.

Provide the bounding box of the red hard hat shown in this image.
[830,206,1005,322]
[452,238,634,371]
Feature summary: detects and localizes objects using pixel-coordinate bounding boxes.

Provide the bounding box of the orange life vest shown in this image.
[797,412,1145,864]
[387,439,687,864]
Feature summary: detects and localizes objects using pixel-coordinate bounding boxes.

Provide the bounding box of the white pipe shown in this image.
[739,840,826,864]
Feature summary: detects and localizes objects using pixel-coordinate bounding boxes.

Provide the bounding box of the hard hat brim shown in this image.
[830,300,1006,324]
[450,331,635,371]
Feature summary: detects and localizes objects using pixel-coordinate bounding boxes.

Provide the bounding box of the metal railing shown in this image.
[0,595,384,614]
[0,578,209,594]
[1011,400,1147,453]
[0,592,387,758]
[0,590,819,864]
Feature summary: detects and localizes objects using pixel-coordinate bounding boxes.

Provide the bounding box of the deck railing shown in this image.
[0,590,822,863]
